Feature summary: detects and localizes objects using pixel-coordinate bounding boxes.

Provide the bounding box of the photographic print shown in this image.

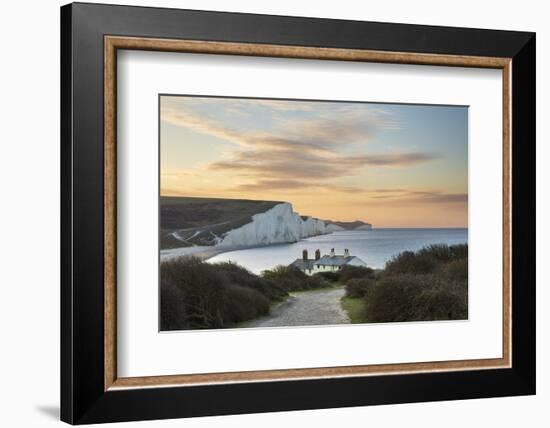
[159,95,468,331]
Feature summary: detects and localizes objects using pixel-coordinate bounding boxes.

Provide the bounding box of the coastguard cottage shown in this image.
[289,248,367,275]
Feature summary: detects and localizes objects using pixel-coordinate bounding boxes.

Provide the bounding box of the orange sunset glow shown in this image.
[160,95,468,228]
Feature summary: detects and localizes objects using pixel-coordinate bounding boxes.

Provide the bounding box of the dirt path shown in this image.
[244,287,350,328]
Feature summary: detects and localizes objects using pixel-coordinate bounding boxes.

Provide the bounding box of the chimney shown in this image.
[330,248,335,257]
[302,249,308,261]
[315,249,321,260]
[344,249,350,257]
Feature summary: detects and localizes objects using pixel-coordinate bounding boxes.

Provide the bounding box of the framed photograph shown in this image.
[61,2,535,424]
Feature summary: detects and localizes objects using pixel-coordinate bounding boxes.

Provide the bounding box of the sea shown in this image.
[208,228,468,274]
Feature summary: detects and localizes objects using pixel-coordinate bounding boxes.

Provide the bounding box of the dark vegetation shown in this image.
[160,257,328,330]
[340,244,468,323]
[262,266,327,291]
[322,220,372,229]
[339,265,375,284]
[345,278,377,299]
[160,244,468,330]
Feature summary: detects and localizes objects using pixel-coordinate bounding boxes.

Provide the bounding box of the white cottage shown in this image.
[289,248,368,275]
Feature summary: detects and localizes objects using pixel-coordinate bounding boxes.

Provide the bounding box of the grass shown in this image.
[341,296,368,324]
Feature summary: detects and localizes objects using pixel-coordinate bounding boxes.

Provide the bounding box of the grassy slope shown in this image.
[322,220,372,229]
[160,196,281,249]
[341,296,368,324]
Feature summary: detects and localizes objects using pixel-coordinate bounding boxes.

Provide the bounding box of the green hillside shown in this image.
[160,196,281,249]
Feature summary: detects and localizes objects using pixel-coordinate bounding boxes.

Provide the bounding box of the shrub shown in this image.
[414,288,467,321]
[441,257,468,282]
[159,281,189,331]
[223,284,270,323]
[160,257,286,330]
[315,271,340,282]
[366,274,423,322]
[261,265,326,291]
[306,273,327,289]
[339,265,375,283]
[161,257,229,329]
[384,244,467,276]
[345,277,376,298]
[365,273,467,323]
[384,250,437,275]
[448,243,468,260]
[216,261,287,301]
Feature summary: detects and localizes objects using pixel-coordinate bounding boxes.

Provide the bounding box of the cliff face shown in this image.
[219,202,327,247]
[160,196,372,251]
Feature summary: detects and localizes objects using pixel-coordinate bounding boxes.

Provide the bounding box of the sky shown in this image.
[160,95,468,228]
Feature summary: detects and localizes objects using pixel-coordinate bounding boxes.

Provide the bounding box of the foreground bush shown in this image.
[384,244,468,276]
[345,277,376,298]
[160,257,286,331]
[360,244,468,323]
[366,274,467,322]
[441,257,468,282]
[223,284,270,323]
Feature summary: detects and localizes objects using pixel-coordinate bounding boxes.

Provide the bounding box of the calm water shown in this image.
[208,228,468,274]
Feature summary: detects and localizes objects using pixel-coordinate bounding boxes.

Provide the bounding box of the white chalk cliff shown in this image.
[218,202,328,247]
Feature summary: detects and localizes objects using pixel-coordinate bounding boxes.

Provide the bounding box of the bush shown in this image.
[384,250,437,275]
[441,257,468,282]
[159,281,189,331]
[448,243,468,260]
[366,274,423,322]
[223,284,270,323]
[414,288,467,321]
[416,243,468,264]
[345,277,376,298]
[160,257,286,330]
[306,273,327,289]
[365,273,467,323]
[315,271,340,282]
[262,265,327,291]
[363,244,468,323]
[161,257,229,329]
[384,244,467,276]
[339,265,375,283]
[216,261,287,301]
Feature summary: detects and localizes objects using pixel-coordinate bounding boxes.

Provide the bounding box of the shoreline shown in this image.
[160,242,290,262]
[160,228,468,271]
